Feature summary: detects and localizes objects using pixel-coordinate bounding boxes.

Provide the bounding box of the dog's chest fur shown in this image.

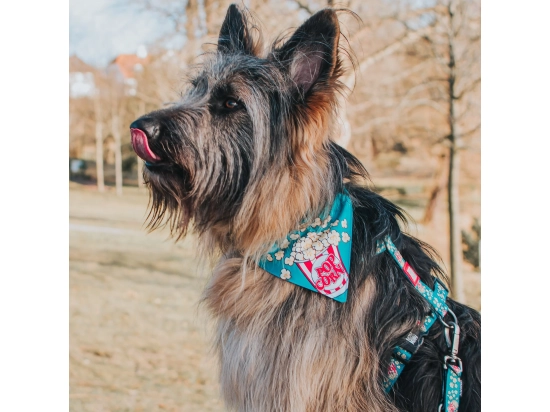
[203,257,400,412]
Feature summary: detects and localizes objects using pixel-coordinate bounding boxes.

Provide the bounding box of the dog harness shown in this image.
[259,194,463,411]
[376,235,463,412]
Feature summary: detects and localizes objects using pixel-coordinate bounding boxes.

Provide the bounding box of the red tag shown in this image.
[402,262,419,286]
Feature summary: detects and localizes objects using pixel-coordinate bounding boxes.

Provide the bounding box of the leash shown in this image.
[376,235,463,412]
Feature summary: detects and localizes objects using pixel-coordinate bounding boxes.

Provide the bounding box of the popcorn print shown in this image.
[303,248,316,261]
[307,232,319,241]
[257,193,353,303]
[328,230,341,245]
[313,241,324,251]
[280,238,290,249]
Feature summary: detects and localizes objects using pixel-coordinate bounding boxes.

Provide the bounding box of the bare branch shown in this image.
[397,98,448,117]
[459,122,481,138]
[454,76,480,101]
[343,25,433,88]
[291,0,314,16]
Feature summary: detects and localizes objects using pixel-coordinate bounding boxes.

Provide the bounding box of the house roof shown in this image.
[110,54,149,79]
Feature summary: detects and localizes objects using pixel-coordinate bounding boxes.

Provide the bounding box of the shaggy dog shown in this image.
[130,5,481,411]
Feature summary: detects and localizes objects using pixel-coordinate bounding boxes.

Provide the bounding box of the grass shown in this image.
[70,184,223,412]
[69,181,480,411]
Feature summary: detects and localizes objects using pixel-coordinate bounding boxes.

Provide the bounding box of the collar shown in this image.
[259,193,353,303]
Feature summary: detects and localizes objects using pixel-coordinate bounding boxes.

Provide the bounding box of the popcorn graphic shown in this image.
[280,269,291,280]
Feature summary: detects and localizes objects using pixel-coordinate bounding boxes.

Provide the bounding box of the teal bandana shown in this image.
[259,193,353,303]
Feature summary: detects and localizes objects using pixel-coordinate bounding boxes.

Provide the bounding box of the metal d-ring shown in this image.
[449,322,461,358]
[440,308,459,349]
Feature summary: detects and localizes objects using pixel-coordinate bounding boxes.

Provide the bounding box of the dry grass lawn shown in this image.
[69,181,480,411]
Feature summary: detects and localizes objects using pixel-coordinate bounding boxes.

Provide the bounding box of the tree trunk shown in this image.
[137,100,146,188]
[335,94,352,148]
[197,0,207,37]
[448,141,464,301]
[112,112,123,196]
[94,95,105,192]
[446,0,464,302]
[186,0,196,41]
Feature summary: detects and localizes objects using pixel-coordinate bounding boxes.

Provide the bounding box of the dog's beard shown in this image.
[145,166,193,240]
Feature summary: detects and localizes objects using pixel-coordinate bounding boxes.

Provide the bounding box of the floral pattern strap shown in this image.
[376,235,449,318]
[377,236,461,412]
[443,363,462,412]
[383,312,437,393]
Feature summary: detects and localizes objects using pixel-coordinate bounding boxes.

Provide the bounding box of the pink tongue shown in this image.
[131,128,161,163]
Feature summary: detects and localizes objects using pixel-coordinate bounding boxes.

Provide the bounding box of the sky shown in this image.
[70,0,307,68]
[69,0,173,67]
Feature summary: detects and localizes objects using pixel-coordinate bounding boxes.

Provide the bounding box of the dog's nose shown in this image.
[130,116,160,142]
[130,116,162,163]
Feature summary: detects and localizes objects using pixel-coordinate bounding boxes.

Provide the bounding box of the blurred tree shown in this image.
[137,100,146,188]
[339,0,480,301]
[110,91,124,197]
[69,0,480,296]
[416,0,480,301]
[462,217,480,269]
[93,88,106,192]
[69,93,95,160]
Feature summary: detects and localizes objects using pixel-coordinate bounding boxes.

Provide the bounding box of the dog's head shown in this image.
[131,5,348,253]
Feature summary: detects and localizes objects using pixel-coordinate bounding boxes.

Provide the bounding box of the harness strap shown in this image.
[383,312,438,391]
[376,235,462,412]
[441,361,462,412]
[376,236,449,318]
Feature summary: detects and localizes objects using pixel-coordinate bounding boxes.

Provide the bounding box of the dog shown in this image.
[130,5,481,411]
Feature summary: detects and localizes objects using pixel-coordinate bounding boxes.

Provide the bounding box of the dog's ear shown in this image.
[273,9,340,94]
[218,4,256,55]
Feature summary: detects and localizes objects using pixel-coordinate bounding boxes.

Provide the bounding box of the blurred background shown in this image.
[69,0,480,410]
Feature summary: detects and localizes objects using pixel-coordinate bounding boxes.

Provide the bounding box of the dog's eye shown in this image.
[224,99,240,109]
